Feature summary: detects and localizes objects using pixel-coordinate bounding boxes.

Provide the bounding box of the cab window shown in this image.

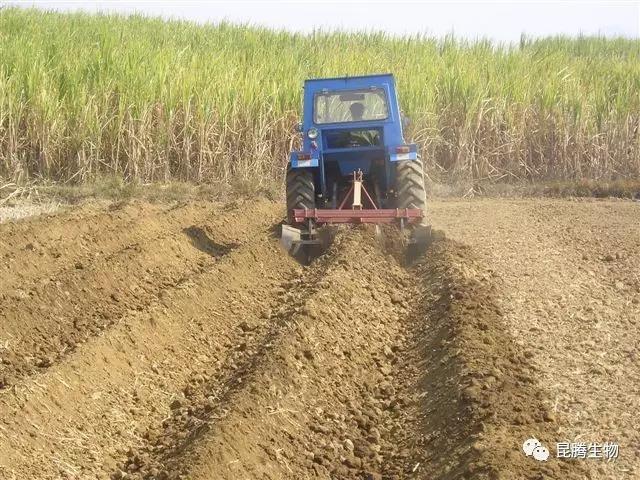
[314,89,389,124]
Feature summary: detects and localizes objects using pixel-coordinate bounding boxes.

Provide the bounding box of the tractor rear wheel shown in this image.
[286,167,315,224]
[396,158,427,211]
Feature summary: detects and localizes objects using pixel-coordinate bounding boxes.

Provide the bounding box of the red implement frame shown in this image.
[292,208,423,224]
[292,170,423,225]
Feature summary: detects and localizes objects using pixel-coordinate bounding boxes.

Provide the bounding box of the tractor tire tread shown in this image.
[396,159,427,211]
[286,168,315,223]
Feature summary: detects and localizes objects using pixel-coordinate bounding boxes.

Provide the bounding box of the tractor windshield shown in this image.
[314,89,389,124]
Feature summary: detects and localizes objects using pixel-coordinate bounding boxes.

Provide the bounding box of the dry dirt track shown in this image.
[0,198,638,480]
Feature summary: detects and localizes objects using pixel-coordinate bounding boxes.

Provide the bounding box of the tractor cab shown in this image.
[283,74,429,259]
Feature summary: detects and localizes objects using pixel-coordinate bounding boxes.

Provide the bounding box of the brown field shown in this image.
[0,198,638,480]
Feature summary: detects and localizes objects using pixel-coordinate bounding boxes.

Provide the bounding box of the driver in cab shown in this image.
[333,102,379,148]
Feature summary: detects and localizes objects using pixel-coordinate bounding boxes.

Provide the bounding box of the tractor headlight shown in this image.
[307,127,319,139]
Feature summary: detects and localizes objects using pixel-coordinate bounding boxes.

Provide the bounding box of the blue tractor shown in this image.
[282,73,429,256]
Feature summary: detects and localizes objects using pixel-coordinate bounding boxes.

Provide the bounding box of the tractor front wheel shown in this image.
[396,158,427,212]
[286,167,315,224]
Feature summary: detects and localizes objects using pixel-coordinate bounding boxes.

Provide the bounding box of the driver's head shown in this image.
[350,102,365,120]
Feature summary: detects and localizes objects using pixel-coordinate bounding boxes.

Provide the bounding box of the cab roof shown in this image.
[305,73,394,83]
[304,73,395,91]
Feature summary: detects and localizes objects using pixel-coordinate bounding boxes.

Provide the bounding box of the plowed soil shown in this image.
[0,198,638,480]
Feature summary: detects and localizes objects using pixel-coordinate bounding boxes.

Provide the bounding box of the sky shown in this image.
[9,1,640,43]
